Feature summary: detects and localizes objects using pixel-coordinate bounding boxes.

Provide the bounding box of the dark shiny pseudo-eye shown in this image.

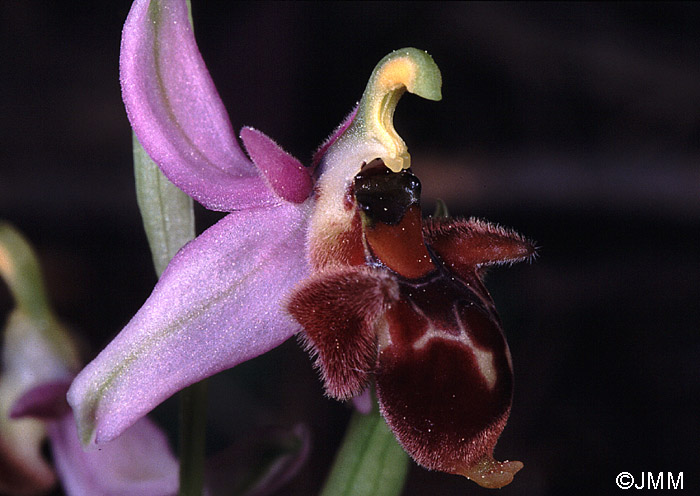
[353,158,421,226]
[289,159,535,488]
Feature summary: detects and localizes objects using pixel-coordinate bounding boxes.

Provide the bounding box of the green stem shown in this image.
[134,1,209,492]
[178,379,209,496]
[320,401,410,496]
[133,129,206,494]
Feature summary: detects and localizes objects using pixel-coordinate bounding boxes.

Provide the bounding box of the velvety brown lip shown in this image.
[293,153,534,488]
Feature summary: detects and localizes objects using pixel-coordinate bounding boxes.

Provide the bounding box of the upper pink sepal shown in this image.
[67,202,311,446]
[240,127,313,204]
[120,0,275,211]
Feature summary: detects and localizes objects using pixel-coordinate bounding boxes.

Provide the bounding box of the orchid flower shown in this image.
[68,0,535,488]
[0,222,179,496]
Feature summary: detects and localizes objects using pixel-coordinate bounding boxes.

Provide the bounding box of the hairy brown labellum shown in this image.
[290,160,534,488]
[424,217,536,275]
[287,266,398,400]
[375,269,520,487]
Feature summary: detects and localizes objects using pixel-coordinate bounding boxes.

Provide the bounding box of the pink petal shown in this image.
[48,413,178,496]
[67,203,310,446]
[0,400,56,495]
[120,0,275,211]
[240,127,313,204]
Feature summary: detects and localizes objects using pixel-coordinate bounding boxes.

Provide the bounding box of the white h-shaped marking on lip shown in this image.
[412,304,498,390]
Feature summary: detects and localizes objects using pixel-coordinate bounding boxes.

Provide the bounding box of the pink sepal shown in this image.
[68,202,311,446]
[120,0,275,211]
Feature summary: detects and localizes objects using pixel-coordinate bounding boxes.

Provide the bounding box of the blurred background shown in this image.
[1,2,698,495]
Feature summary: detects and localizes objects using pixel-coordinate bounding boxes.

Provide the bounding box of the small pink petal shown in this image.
[48,413,178,496]
[120,0,275,211]
[10,380,72,421]
[67,202,311,446]
[240,127,313,204]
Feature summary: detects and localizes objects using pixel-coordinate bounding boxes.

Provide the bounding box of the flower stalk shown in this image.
[132,2,208,493]
[133,130,207,495]
[321,400,409,496]
[178,379,208,496]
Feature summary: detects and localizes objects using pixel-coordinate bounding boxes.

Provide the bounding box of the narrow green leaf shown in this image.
[132,133,207,496]
[0,223,81,370]
[321,404,410,496]
[0,222,52,322]
[133,133,195,277]
[133,4,206,495]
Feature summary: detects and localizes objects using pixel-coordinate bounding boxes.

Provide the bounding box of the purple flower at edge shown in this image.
[0,222,179,496]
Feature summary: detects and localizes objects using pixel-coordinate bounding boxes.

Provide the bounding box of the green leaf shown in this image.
[133,4,205,496]
[133,132,195,277]
[0,222,52,321]
[132,132,204,496]
[0,222,81,370]
[321,404,410,496]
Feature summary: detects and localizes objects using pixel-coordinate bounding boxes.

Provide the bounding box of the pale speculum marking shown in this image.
[412,303,498,390]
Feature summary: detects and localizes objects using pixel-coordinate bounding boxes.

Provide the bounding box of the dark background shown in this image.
[1,2,699,495]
